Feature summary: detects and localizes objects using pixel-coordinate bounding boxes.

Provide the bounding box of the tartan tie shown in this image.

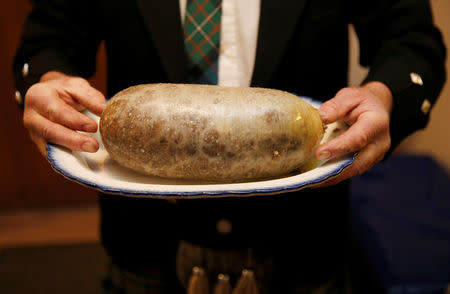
[183,0,222,85]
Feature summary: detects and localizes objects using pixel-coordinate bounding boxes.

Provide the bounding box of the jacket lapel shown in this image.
[135,0,187,82]
[251,0,309,87]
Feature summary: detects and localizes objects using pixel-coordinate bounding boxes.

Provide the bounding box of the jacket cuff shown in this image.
[362,64,436,154]
[363,62,431,123]
[13,48,79,109]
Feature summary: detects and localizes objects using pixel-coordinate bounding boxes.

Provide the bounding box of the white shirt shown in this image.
[179,0,260,87]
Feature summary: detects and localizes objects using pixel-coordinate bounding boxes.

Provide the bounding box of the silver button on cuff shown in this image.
[410,72,423,86]
[216,218,232,235]
[421,99,431,115]
[15,90,23,105]
[22,63,29,78]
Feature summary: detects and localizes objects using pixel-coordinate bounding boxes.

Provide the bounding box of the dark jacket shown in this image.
[13,0,446,285]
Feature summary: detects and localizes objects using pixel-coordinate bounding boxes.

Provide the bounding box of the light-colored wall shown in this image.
[348,0,450,172]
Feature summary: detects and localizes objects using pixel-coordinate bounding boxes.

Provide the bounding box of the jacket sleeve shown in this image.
[349,0,446,152]
[13,0,102,109]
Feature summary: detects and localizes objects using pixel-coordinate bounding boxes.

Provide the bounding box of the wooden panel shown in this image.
[0,1,107,210]
[0,205,99,249]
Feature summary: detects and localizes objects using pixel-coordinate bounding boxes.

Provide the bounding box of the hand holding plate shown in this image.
[23,71,106,156]
[314,81,393,187]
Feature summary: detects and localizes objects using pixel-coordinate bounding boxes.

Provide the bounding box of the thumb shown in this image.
[318,88,360,124]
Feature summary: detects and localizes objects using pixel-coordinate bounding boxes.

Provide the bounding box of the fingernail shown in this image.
[317,150,331,160]
[83,123,97,133]
[82,141,97,152]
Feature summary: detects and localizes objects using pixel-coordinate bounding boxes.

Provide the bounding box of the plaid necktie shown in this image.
[183,0,222,85]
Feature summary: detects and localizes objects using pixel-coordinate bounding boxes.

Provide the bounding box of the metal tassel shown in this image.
[232,269,259,294]
[187,266,209,294]
[212,273,231,294]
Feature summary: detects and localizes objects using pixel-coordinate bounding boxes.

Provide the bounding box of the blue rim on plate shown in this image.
[46,96,355,198]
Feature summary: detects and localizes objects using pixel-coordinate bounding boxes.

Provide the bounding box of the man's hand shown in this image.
[23,71,106,156]
[314,81,393,186]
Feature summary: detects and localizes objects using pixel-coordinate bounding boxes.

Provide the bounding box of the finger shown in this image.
[318,88,361,124]
[313,141,382,188]
[61,97,85,112]
[24,111,99,152]
[29,89,98,133]
[61,78,106,116]
[316,111,387,160]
